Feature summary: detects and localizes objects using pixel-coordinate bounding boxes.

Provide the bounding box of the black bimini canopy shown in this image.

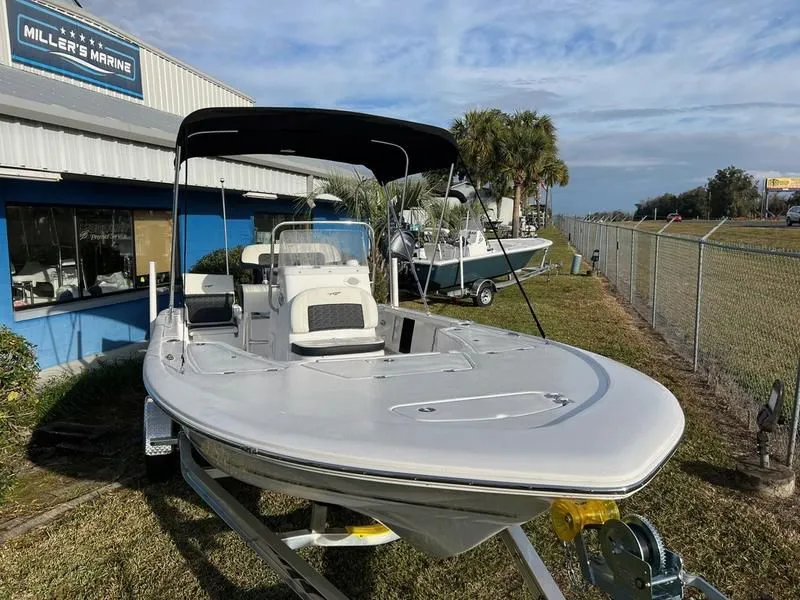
[175,107,459,183]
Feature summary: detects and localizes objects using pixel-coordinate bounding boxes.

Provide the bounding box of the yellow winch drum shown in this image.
[550,499,620,542]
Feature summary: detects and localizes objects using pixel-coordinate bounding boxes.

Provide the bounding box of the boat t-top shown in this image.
[142,107,728,599]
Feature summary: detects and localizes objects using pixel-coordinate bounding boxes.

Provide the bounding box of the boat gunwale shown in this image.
[146,389,681,500]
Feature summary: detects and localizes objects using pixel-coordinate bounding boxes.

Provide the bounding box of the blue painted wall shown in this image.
[0,177,339,368]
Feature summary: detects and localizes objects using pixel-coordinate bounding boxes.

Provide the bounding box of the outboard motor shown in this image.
[388,229,417,262]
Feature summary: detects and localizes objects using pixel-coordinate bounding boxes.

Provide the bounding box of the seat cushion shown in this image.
[291,337,385,357]
[185,294,233,325]
[290,286,378,334]
[307,303,364,332]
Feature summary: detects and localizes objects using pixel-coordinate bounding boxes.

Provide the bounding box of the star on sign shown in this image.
[60,27,66,35]
[79,33,85,42]
[69,30,75,38]
[89,38,95,46]
[98,42,103,49]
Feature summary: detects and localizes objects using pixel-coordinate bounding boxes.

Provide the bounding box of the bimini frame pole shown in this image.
[220,178,230,276]
[168,146,182,313]
[370,139,430,314]
[423,163,455,298]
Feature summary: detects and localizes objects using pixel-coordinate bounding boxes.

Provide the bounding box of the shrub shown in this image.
[190,245,253,288]
[0,326,38,500]
[0,326,38,422]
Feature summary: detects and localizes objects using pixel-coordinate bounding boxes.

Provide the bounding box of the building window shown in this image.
[7,204,173,311]
[133,210,173,287]
[8,206,79,309]
[77,208,135,297]
[254,213,295,243]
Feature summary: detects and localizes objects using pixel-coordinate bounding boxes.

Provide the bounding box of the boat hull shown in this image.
[409,239,550,293]
[187,428,551,558]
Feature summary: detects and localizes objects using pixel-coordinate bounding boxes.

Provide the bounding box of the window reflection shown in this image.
[76,208,134,296]
[7,206,78,308]
[254,213,295,243]
[6,204,173,311]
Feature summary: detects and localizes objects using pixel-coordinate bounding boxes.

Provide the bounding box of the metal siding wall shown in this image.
[0,0,10,65]
[0,119,308,196]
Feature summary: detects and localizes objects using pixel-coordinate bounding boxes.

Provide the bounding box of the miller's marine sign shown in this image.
[7,0,143,99]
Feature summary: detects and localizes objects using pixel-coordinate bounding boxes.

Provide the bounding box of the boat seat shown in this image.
[240,283,272,345]
[183,273,239,341]
[287,286,384,357]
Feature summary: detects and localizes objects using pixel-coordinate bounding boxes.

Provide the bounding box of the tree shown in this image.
[497,110,557,237]
[450,108,565,236]
[539,155,569,224]
[450,109,504,191]
[301,170,436,300]
[707,166,760,218]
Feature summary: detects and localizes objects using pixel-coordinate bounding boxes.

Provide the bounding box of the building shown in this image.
[0,0,343,369]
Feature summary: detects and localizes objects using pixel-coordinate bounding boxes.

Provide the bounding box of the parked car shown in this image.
[666,212,683,222]
[787,205,800,226]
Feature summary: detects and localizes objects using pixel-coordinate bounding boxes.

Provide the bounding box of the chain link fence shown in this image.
[556,216,800,463]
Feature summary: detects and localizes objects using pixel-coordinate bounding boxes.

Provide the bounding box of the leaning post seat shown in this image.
[288,286,385,357]
[182,274,239,340]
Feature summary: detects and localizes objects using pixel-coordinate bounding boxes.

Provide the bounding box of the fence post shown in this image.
[692,241,704,372]
[693,217,728,372]
[602,225,607,273]
[614,226,619,285]
[584,222,589,255]
[629,230,635,302]
[594,223,600,260]
[651,235,659,326]
[787,358,800,468]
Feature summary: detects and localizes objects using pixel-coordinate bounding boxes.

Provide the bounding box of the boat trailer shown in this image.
[147,419,730,600]
[425,249,557,307]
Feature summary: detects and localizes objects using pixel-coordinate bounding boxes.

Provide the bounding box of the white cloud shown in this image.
[83,0,800,212]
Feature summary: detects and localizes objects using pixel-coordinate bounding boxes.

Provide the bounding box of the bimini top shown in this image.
[176,107,459,183]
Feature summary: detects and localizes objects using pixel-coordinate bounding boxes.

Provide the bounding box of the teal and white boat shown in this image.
[403,219,553,306]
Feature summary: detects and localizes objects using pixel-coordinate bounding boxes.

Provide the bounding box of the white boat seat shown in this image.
[183,273,238,331]
[288,286,384,357]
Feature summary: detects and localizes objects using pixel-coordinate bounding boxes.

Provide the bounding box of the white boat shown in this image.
[142,107,727,600]
[401,219,553,305]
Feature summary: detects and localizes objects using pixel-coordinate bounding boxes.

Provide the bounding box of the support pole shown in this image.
[220,178,230,276]
[787,358,800,468]
[651,235,660,326]
[459,233,465,294]
[148,260,157,337]
[614,226,619,285]
[693,217,728,371]
[629,229,635,302]
[390,258,399,307]
[692,243,704,372]
[168,146,182,313]
[423,165,454,298]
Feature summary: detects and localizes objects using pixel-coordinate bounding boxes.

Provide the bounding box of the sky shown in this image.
[81,0,800,215]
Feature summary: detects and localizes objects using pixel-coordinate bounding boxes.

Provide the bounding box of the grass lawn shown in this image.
[620,219,800,251]
[2,226,800,599]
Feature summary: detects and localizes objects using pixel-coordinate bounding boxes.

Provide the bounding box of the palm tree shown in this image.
[450,109,504,191]
[299,170,436,300]
[538,155,569,227]
[497,110,556,237]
